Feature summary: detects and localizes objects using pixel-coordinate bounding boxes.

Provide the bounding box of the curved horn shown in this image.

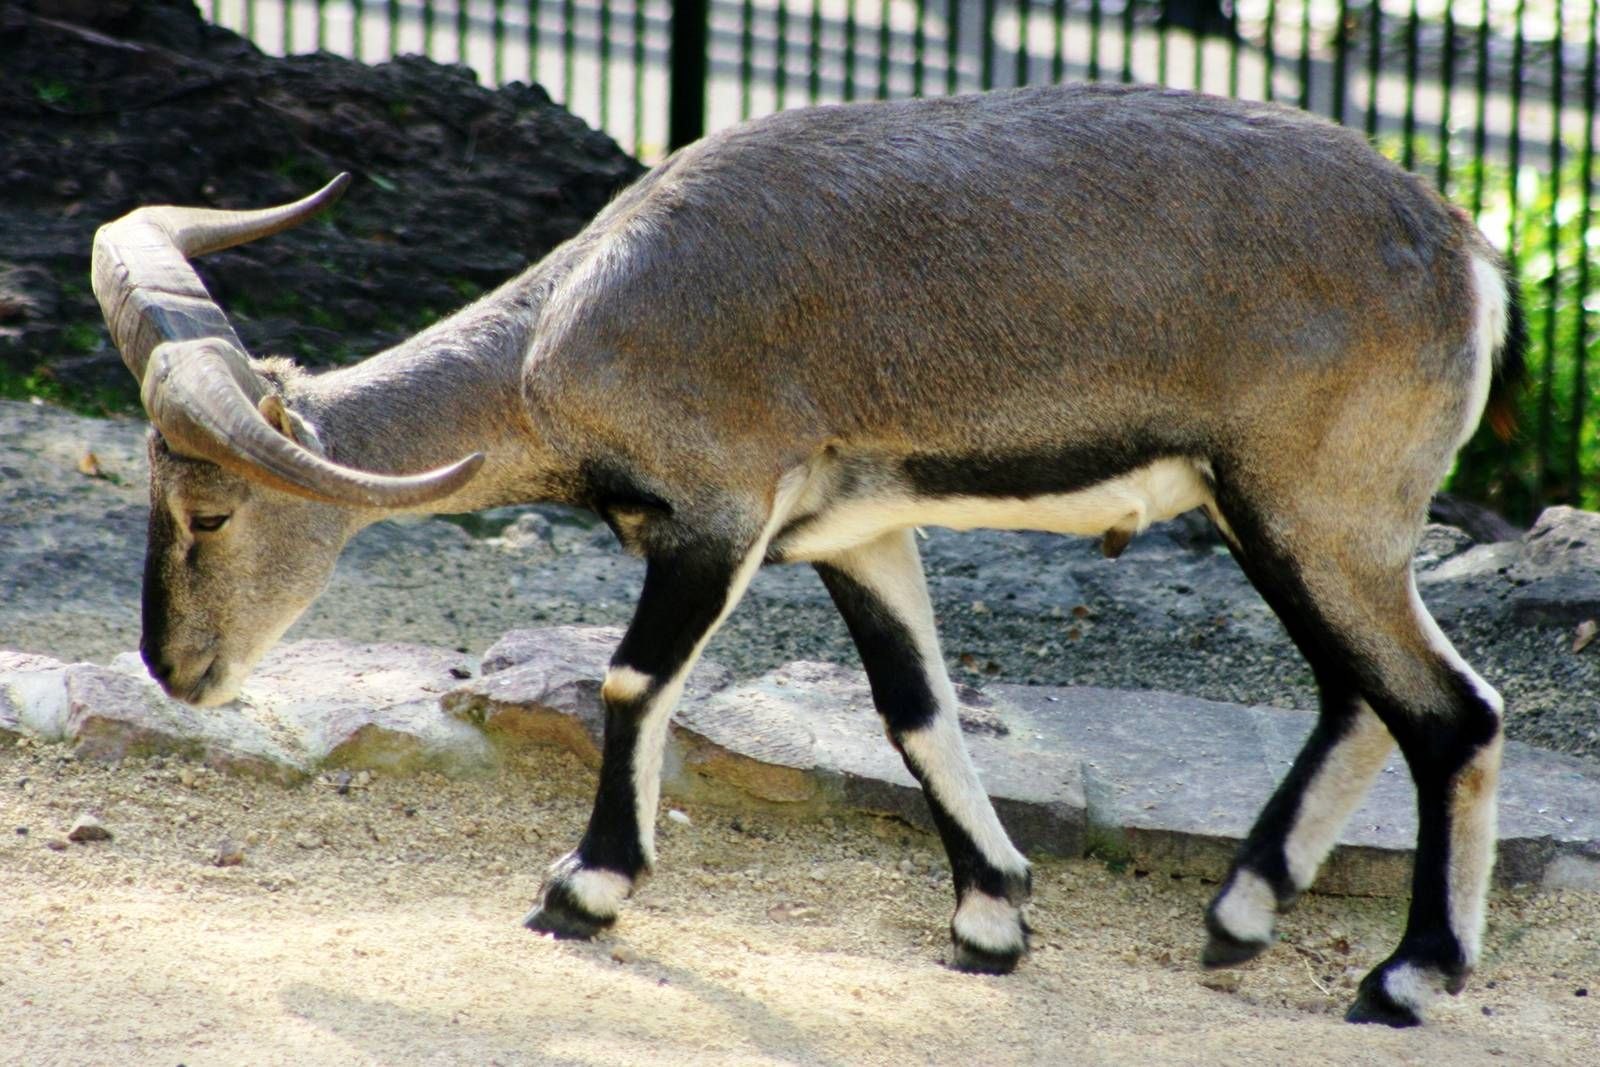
[93,175,485,510]
[92,174,351,383]
[143,339,485,509]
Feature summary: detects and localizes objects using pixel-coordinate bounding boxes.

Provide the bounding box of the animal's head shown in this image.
[93,177,483,705]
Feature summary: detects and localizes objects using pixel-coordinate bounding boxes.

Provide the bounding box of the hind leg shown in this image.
[815,529,1033,973]
[1205,492,1501,1026]
[1204,694,1394,967]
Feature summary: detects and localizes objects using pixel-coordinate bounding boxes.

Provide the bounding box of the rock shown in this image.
[294,831,323,851]
[1200,971,1242,993]
[66,813,111,843]
[44,839,68,852]
[445,626,731,767]
[1507,508,1600,625]
[666,809,691,826]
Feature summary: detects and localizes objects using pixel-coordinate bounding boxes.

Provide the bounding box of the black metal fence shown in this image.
[204,0,1596,518]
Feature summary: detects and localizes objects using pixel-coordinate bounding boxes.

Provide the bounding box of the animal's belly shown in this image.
[771,456,1214,562]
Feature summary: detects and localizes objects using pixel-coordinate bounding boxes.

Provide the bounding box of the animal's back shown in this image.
[533,83,1488,475]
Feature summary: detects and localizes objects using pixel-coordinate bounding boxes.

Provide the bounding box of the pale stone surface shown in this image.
[4,625,1597,897]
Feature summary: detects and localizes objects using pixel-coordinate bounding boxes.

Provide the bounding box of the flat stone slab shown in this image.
[1,641,488,779]
[5,626,1598,895]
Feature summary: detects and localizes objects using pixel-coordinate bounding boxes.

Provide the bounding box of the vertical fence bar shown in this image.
[1157,0,1169,85]
[946,0,960,94]
[354,0,364,60]
[981,0,996,89]
[777,0,791,109]
[1364,0,1380,136]
[315,0,326,50]
[1402,0,1419,169]
[1018,0,1033,86]
[740,0,755,118]
[1577,0,1599,504]
[633,0,646,153]
[845,1,859,100]
[913,0,927,94]
[1089,0,1103,82]
[527,0,541,86]
[1192,13,1204,92]
[457,0,469,63]
[1538,1,1566,497]
[1508,0,1525,250]
[1437,0,1455,191]
[670,0,709,148]
[1263,0,1277,102]
[1299,0,1313,110]
[422,0,434,55]
[880,0,893,98]
[493,0,507,83]
[1470,0,1489,216]
[1333,0,1350,123]
[601,0,615,127]
[1121,0,1135,82]
[810,3,823,103]
[1227,0,1240,95]
[562,0,576,105]
[1052,0,1066,83]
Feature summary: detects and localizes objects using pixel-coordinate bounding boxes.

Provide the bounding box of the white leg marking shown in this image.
[1410,575,1504,717]
[833,529,1029,879]
[625,470,811,869]
[1383,961,1445,1013]
[1212,869,1278,945]
[601,665,654,704]
[560,864,634,919]
[1282,703,1394,890]
[1448,733,1502,968]
[952,891,1027,954]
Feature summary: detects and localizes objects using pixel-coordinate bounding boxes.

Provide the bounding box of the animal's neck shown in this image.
[294,286,555,517]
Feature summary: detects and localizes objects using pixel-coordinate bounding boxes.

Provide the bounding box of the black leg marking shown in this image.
[816,531,1032,973]
[1208,473,1504,1023]
[525,545,744,940]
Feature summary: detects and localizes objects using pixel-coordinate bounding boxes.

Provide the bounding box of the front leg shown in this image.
[525,545,750,938]
[815,529,1033,973]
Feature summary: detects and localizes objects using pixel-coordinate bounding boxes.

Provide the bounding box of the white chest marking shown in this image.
[778,457,1213,562]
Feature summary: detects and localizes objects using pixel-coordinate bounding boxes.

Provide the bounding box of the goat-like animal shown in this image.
[93,84,1523,1027]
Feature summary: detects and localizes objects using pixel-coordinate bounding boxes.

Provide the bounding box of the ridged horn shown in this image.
[91,175,485,510]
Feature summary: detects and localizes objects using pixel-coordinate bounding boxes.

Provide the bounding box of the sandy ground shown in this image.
[3,738,1597,1067]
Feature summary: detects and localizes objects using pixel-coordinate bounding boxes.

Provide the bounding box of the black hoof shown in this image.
[950,937,1025,975]
[523,878,615,941]
[1345,972,1423,1028]
[1201,910,1270,969]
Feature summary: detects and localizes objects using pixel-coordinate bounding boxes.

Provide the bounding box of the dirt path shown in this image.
[4,740,1596,1066]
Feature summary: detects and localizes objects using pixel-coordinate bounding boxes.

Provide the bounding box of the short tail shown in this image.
[1484,256,1528,442]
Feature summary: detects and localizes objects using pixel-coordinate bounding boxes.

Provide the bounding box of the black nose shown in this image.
[140,641,175,687]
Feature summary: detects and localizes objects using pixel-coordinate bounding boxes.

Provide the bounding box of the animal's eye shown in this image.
[189,514,230,534]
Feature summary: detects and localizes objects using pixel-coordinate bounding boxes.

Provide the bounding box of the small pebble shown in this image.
[66,814,112,843]
[1577,988,1589,997]
[44,839,68,852]
[294,831,323,850]
[610,945,637,964]
[1200,972,1241,994]
[212,839,246,867]
[178,767,197,788]
[14,826,27,836]
[666,809,691,826]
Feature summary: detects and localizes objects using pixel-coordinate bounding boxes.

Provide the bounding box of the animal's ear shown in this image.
[257,394,327,456]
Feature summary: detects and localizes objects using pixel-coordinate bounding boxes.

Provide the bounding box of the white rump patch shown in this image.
[952,891,1027,955]
[1460,254,1509,450]
[1212,869,1277,946]
[777,457,1214,561]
